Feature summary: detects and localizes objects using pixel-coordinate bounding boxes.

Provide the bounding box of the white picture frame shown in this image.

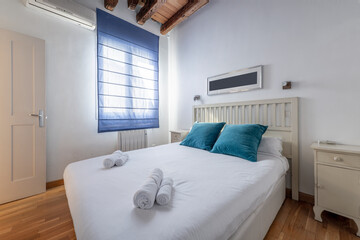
[207,65,263,95]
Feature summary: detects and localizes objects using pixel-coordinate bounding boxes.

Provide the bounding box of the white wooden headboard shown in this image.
[193,97,299,200]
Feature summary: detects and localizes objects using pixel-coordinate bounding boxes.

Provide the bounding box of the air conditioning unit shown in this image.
[25,0,96,30]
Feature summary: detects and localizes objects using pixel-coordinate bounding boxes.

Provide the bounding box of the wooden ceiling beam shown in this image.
[136,0,167,25]
[128,0,140,10]
[105,0,119,11]
[160,0,209,35]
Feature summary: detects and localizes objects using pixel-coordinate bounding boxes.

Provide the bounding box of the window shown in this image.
[97,9,159,133]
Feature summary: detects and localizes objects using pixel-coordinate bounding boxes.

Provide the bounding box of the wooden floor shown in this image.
[0,187,358,240]
[264,198,359,240]
[0,186,75,240]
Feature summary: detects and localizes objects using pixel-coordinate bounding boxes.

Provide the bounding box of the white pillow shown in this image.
[258,137,283,157]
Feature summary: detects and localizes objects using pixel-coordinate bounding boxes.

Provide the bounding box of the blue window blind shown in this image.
[97,9,159,133]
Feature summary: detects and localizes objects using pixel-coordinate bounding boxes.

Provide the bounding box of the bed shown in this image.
[64,97,299,240]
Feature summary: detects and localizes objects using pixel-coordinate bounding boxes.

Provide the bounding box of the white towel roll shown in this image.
[113,150,123,155]
[156,177,173,206]
[115,153,129,166]
[150,168,163,188]
[103,151,130,169]
[133,178,158,209]
[103,156,116,169]
[133,168,164,209]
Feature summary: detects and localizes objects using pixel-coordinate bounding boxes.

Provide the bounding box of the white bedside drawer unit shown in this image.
[170,130,189,143]
[317,151,360,169]
[311,143,360,237]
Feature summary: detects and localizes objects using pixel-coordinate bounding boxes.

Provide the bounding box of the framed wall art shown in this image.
[207,65,263,95]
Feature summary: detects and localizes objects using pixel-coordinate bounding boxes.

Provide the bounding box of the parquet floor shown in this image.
[0,186,358,240]
[264,197,359,240]
[0,186,75,240]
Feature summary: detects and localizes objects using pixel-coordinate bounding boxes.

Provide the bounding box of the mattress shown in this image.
[64,143,289,240]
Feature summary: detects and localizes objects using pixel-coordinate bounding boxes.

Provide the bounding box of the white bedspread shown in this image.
[64,143,288,240]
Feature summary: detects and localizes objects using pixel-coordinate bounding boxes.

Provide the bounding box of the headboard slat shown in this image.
[281,103,286,127]
[241,106,245,124]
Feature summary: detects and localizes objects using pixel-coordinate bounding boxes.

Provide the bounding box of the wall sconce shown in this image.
[193,95,201,102]
[282,81,292,90]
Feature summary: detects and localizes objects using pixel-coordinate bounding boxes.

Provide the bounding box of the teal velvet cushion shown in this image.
[180,122,226,151]
[211,124,268,162]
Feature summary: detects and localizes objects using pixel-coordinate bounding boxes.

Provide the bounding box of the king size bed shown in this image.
[64,97,299,240]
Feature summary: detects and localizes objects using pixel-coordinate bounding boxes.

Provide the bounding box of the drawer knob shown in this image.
[334,156,343,162]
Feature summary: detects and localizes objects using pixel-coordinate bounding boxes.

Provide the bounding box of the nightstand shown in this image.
[311,143,360,237]
[170,130,189,143]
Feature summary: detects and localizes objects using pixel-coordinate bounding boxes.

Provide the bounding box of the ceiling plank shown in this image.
[138,0,146,7]
[151,0,187,24]
[167,0,187,9]
[136,0,167,25]
[152,12,168,24]
[160,0,209,35]
[128,0,140,10]
[156,6,175,18]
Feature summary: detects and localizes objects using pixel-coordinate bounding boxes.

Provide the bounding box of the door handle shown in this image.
[29,110,45,127]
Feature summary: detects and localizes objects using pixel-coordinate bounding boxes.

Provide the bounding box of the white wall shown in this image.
[0,0,169,181]
[169,0,360,195]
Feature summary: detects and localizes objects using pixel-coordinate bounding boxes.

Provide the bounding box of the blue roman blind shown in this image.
[97,9,159,133]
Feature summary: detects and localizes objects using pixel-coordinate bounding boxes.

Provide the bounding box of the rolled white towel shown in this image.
[103,156,116,169]
[133,179,158,209]
[150,168,163,188]
[103,151,129,169]
[156,177,173,206]
[133,168,164,209]
[115,153,129,166]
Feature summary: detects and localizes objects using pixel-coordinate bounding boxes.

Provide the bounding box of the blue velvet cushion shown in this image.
[210,124,268,162]
[180,122,226,151]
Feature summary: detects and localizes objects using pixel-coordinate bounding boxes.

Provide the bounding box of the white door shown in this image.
[0,29,46,204]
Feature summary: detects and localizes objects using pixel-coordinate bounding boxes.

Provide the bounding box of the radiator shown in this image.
[118,130,148,152]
